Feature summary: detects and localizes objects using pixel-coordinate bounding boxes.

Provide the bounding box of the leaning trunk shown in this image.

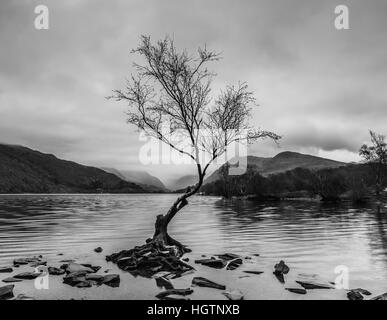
[152,177,203,255]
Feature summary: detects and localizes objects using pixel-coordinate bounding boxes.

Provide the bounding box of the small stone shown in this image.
[155,276,174,290]
[14,294,35,300]
[347,290,364,300]
[295,280,334,290]
[75,281,93,288]
[194,258,225,269]
[223,289,244,300]
[14,272,41,280]
[286,288,307,294]
[0,267,13,273]
[156,288,193,299]
[94,247,103,253]
[226,258,243,270]
[2,277,23,283]
[351,288,371,296]
[0,284,14,300]
[371,292,387,300]
[64,263,95,274]
[216,253,240,261]
[274,260,290,275]
[102,274,120,287]
[48,267,65,276]
[192,277,226,290]
[243,270,264,275]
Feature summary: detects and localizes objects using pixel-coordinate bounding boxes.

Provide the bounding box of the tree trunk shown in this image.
[152,175,203,255]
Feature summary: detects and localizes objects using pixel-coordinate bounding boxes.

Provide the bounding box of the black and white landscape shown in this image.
[1,0,387,301]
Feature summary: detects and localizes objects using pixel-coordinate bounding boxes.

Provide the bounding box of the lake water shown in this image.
[1,194,387,300]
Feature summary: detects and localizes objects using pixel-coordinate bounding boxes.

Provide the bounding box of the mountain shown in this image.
[168,175,198,191]
[0,144,145,193]
[101,168,168,192]
[205,151,346,183]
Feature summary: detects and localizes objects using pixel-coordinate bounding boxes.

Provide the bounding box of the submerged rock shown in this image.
[156,288,193,299]
[194,258,225,269]
[106,242,194,278]
[371,292,387,300]
[216,253,240,261]
[351,288,371,296]
[295,280,334,290]
[0,267,13,273]
[347,290,364,300]
[85,274,105,283]
[243,270,264,275]
[14,294,35,300]
[102,274,120,287]
[226,258,243,270]
[274,260,290,275]
[94,247,103,253]
[62,263,95,274]
[155,276,174,290]
[13,256,45,267]
[48,267,65,276]
[286,288,307,295]
[63,271,89,287]
[223,289,244,300]
[192,277,226,290]
[0,284,14,300]
[2,277,23,283]
[14,272,41,280]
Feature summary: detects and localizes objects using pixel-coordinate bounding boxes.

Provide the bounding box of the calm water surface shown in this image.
[1,194,387,299]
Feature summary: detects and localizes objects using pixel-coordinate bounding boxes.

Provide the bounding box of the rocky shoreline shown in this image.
[1,246,387,301]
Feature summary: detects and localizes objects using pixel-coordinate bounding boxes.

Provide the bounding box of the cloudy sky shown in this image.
[1,0,386,184]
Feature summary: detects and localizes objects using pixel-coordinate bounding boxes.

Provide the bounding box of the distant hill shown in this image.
[101,168,168,192]
[0,144,145,193]
[205,151,346,183]
[168,174,198,191]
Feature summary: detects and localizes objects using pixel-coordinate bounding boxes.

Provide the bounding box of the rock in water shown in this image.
[155,276,174,290]
[216,253,240,261]
[243,271,264,275]
[223,289,244,300]
[0,285,14,300]
[347,290,364,300]
[372,292,387,300]
[156,288,193,299]
[94,247,103,253]
[0,267,13,273]
[226,258,243,270]
[286,288,307,295]
[102,274,120,287]
[106,242,194,278]
[63,271,89,287]
[14,294,35,300]
[62,263,95,274]
[295,280,334,290]
[351,288,371,296]
[48,267,65,275]
[14,272,41,280]
[194,259,225,269]
[2,277,23,283]
[192,277,226,290]
[274,260,290,274]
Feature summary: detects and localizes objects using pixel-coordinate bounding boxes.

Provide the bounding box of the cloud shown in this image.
[1,0,387,181]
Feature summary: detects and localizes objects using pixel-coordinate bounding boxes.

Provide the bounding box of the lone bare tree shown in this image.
[359,130,387,203]
[110,36,279,254]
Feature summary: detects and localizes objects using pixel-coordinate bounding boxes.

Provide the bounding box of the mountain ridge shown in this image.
[0,144,145,193]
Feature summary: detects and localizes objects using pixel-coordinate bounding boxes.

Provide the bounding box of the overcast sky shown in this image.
[1,0,387,183]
